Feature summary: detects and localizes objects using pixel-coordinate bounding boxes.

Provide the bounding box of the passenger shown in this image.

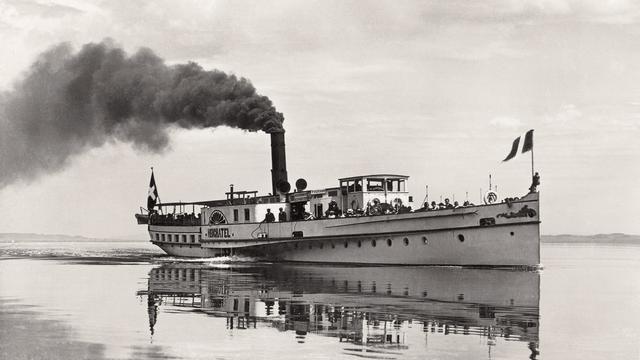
[463,201,470,207]
[430,201,438,210]
[264,209,276,223]
[278,208,287,222]
[444,198,454,209]
[453,201,459,208]
[438,202,446,210]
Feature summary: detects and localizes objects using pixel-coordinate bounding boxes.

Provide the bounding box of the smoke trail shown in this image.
[0,39,284,188]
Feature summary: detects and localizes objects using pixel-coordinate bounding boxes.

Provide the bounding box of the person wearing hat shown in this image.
[265,209,276,223]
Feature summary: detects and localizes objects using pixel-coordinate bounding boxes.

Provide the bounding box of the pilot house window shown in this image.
[367,179,384,192]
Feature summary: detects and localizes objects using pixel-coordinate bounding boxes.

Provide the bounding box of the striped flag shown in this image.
[503,129,534,162]
[147,171,159,211]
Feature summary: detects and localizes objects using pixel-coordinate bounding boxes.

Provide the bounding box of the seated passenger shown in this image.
[430,201,438,210]
[438,202,446,210]
[444,198,454,209]
[265,209,276,223]
[453,201,460,208]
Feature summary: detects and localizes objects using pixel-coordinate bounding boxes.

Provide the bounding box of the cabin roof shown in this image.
[339,174,409,181]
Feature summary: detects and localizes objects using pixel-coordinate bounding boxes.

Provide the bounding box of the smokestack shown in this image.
[270,131,289,195]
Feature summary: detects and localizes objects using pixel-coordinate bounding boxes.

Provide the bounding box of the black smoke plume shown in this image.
[0,40,284,188]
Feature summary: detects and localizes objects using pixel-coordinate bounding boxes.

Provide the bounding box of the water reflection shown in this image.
[140,264,540,359]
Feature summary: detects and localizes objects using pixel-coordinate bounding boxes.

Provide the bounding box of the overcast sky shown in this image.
[0,0,639,238]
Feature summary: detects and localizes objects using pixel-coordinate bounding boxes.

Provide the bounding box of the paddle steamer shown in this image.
[135,132,540,266]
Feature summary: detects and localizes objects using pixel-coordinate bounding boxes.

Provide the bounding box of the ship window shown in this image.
[422,236,428,245]
[320,242,324,249]
[160,234,164,241]
[190,234,195,243]
[386,179,394,191]
[403,238,409,246]
[357,240,362,248]
[458,234,465,242]
[244,209,250,221]
[345,179,363,192]
[331,242,335,249]
[372,239,377,247]
[198,234,202,241]
[387,239,392,247]
[182,234,187,243]
[510,231,515,236]
[233,209,239,222]
[367,179,384,192]
[344,241,348,248]
[155,233,159,241]
[328,190,338,197]
[399,179,406,192]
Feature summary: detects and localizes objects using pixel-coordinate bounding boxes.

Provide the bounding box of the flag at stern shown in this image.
[147,170,159,211]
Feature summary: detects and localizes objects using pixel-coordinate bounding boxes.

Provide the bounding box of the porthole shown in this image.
[387,239,392,247]
[422,236,428,245]
[357,240,362,248]
[372,239,377,247]
[510,231,515,236]
[403,238,409,246]
[344,241,348,248]
[458,234,465,242]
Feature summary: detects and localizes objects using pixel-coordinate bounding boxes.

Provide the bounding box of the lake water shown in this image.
[0,241,638,360]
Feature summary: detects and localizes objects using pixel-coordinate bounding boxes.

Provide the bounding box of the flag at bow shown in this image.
[503,129,534,162]
[147,170,159,211]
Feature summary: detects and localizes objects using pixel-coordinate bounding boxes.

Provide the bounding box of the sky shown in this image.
[0,0,639,238]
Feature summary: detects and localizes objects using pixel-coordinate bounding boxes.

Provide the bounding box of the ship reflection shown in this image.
[140,264,540,359]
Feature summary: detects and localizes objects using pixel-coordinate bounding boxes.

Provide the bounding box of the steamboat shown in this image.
[135,131,540,266]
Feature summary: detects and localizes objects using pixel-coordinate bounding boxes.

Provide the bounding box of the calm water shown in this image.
[0,241,638,360]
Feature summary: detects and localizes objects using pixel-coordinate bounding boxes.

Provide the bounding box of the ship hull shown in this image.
[147,192,541,266]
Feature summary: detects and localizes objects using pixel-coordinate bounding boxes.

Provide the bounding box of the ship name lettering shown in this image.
[208,228,231,238]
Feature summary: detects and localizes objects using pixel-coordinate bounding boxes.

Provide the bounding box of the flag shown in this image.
[503,129,534,162]
[503,136,520,162]
[521,129,534,153]
[147,171,159,211]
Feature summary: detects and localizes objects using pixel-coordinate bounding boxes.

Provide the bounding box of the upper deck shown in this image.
[147,174,415,226]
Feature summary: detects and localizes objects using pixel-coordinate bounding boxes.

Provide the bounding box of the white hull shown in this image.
[148,193,540,266]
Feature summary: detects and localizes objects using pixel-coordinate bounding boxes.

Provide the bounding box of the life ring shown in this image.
[484,190,498,205]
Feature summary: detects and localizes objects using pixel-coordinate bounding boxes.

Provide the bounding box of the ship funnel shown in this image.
[270,132,289,195]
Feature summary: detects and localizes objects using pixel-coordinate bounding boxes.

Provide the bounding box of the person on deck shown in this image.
[278,208,287,222]
[444,198,454,209]
[529,172,540,193]
[265,209,276,223]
